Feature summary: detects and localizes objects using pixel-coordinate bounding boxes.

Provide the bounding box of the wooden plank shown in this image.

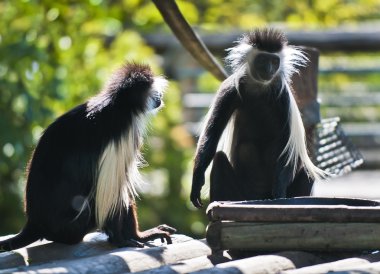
[0,239,211,274]
[290,47,320,181]
[207,202,380,223]
[0,233,193,270]
[326,262,380,274]
[207,221,380,252]
[291,47,320,125]
[137,250,235,273]
[136,255,223,274]
[190,251,322,274]
[282,258,371,274]
[190,255,297,274]
[275,251,325,268]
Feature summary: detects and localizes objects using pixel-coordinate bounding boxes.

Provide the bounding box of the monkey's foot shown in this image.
[137,224,176,245]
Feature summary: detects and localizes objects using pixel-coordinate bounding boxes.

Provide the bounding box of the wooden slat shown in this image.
[137,250,236,274]
[207,203,380,223]
[207,221,380,252]
[282,258,371,274]
[327,262,380,274]
[136,255,226,274]
[0,233,193,270]
[190,251,322,274]
[190,255,297,274]
[0,239,211,274]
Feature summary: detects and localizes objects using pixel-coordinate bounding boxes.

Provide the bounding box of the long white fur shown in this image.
[224,36,326,181]
[93,76,168,228]
[218,113,236,157]
[95,115,145,228]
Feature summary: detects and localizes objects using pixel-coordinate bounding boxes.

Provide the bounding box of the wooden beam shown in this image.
[207,221,380,252]
[282,258,371,274]
[144,30,380,53]
[191,255,297,274]
[0,234,202,273]
[207,203,380,223]
[191,251,322,274]
[137,255,230,274]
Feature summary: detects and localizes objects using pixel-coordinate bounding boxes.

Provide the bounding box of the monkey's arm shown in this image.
[191,76,240,208]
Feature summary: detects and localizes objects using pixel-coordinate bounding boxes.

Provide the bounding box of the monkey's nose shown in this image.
[270,55,280,73]
[254,53,280,81]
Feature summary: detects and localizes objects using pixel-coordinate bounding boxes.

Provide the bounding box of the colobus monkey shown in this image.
[0,63,175,251]
[191,28,326,208]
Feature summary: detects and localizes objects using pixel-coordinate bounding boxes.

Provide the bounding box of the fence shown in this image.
[145,28,380,168]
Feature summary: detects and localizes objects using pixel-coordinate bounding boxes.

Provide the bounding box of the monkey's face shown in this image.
[247,51,280,82]
[146,76,168,112]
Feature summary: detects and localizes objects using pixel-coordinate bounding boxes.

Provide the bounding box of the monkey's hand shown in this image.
[137,224,177,245]
[191,173,205,208]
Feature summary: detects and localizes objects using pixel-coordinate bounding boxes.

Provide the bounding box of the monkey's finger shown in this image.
[193,198,201,208]
[162,234,173,244]
[151,232,172,245]
[192,197,203,208]
[197,198,204,208]
[190,191,203,208]
[157,224,177,234]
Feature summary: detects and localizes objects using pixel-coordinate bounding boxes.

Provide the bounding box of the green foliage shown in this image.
[175,0,380,31]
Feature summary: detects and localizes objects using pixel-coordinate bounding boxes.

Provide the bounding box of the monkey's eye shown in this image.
[147,91,163,111]
[272,57,280,68]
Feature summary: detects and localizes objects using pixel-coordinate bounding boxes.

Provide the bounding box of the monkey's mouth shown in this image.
[250,68,278,83]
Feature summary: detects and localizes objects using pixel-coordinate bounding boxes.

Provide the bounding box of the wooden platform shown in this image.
[2,232,380,273]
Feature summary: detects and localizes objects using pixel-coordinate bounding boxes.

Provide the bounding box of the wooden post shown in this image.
[291,46,321,158]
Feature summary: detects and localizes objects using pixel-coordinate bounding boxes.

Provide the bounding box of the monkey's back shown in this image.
[25,105,102,237]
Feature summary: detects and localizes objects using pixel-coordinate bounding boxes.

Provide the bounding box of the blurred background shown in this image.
[1,0,380,239]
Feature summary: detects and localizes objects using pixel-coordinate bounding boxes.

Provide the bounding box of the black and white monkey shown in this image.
[191,28,326,208]
[0,63,175,252]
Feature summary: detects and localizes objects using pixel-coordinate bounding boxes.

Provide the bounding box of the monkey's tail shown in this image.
[0,222,40,252]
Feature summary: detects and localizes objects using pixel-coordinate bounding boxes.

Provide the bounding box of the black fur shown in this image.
[191,29,311,208]
[0,63,175,252]
[243,28,287,53]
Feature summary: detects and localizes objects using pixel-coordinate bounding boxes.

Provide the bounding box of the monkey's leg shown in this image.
[210,151,243,202]
[273,154,294,199]
[287,167,313,197]
[43,208,95,245]
[104,203,176,248]
[273,153,314,198]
